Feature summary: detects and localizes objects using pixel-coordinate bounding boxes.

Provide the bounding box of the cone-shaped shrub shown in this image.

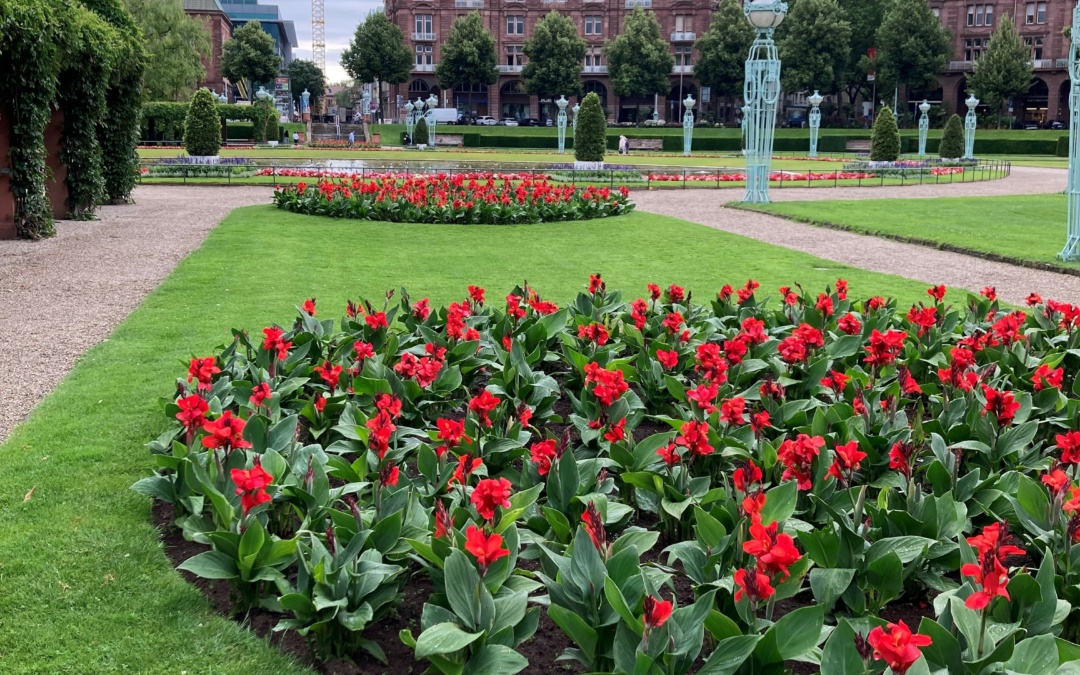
[574,92,606,162]
[940,114,964,159]
[870,106,900,161]
[414,117,429,145]
[265,108,279,143]
[183,88,221,157]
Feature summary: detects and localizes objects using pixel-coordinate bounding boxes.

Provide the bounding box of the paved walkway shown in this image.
[634,165,1077,308]
[0,186,271,441]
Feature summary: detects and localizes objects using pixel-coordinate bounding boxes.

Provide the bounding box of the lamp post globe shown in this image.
[964,93,979,160]
[741,0,787,203]
[807,89,823,158]
[917,99,931,157]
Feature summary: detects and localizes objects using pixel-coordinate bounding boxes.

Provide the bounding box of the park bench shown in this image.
[434,134,465,147]
[846,139,872,153]
[627,138,664,152]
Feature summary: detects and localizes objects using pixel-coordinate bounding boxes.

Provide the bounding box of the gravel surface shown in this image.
[0,185,272,442]
[634,167,1080,308]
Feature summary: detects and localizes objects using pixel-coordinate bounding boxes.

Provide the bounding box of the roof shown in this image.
[182,0,227,13]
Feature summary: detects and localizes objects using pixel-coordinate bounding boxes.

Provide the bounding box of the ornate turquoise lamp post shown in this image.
[807,90,823,158]
[572,102,580,133]
[742,0,787,204]
[917,100,931,158]
[556,96,568,154]
[682,94,696,156]
[426,93,439,148]
[404,101,415,144]
[963,93,978,160]
[1060,1,1080,260]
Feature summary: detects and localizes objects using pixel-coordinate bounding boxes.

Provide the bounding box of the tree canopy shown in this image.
[875,0,951,94]
[285,59,327,112]
[340,12,412,89]
[522,11,587,99]
[779,0,851,95]
[603,8,673,97]
[221,19,279,100]
[967,14,1032,121]
[435,11,498,90]
[694,0,754,116]
[122,0,210,101]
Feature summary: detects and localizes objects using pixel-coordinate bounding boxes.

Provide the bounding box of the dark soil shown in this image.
[877,592,937,628]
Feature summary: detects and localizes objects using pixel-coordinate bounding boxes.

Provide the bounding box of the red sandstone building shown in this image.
[932,0,1071,122]
[383,0,712,122]
[184,0,233,99]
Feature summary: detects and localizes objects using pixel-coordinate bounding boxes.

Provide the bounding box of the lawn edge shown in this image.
[727,202,1080,278]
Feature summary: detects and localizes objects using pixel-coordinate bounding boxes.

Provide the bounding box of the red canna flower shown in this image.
[821,369,850,395]
[718,284,734,300]
[759,378,784,400]
[231,456,273,515]
[675,420,714,457]
[815,293,834,316]
[749,409,771,435]
[436,418,471,457]
[468,285,485,304]
[202,411,252,451]
[314,393,326,413]
[588,273,605,294]
[837,313,862,335]
[733,460,763,492]
[982,385,1019,426]
[1026,292,1043,306]
[742,492,766,521]
[1043,467,1071,498]
[302,298,316,315]
[867,621,932,675]
[898,367,922,396]
[313,360,342,392]
[642,595,673,630]
[464,524,509,572]
[187,357,220,391]
[723,337,748,364]
[176,394,210,436]
[906,305,937,337]
[687,382,719,413]
[864,329,907,367]
[530,439,558,475]
[889,441,916,480]
[1032,364,1064,391]
[961,555,1011,610]
[656,349,679,370]
[720,397,747,425]
[353,340,375,362]
[695,343,729,383]
[380,463,401,487]
[262,327,292,361]
[582,501,607,553]
[250,382,272,408]
[604,418,626,443]
[647,283,662,301]
[449,453,484,486]
[471,477,512,521]
[585,362,630,407]
[366,411,396,458]
[866,296,887,311]
[577,322,610,346]
[743,520,801,580]
[412,298,431,320]
[468,390,501,427]
[777,434,824,490]
[1058,431,1080,465]
[835,278,849,300]
[433,499,454,539]
[665,284,685,304]
[365,312,388,330]
[981,286,997,301]
[828,440,867,485]
[375,393,403,418]
[927,285,946,302]
[966,522,1025,562]
[734,566,775,603]
[657,442,680,466]
[662,312,685,334]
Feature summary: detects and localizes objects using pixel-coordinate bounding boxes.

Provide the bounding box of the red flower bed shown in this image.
[272,174,634,223]
[646,167,965,183]
[258,168,549,180]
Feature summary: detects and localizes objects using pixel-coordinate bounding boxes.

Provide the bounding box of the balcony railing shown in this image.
[948,60,974,71]
[673,64,693,74]
[1057,57,1070,68]
[1032,58,1055,69]
[413,63,435,72]
[543,0,567,3]
[625,0,651,7]
[583,65,608,74]
[498,64,523,73]
[670,31,696,41]
[412,32,436,41]
[454,0,483,7]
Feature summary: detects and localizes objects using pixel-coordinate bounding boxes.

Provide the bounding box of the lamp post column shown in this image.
[404,101,415,145]
[964,94,979,160]
[918,100,931,158]
[426,93,439,149]
[1060,1,1080,260]
[807,90,823,158]
[683,95,696,156]
[742,0,787,204]
[556,96,568,154]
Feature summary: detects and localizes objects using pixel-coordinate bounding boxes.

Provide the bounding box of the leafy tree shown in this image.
[694,0,754,122]
[870,104,900,160]
[836,0,888,107]
[221,20,279,101]
[875,0,950,104]
[522,11,586,101]
[779,0,851,96]
[967,15,1032,126]
[285,59,327,113]
[340,12,412,116]
[435,12,498,95]
[413,116,429,145]
[574,92,606,162]
[939,113,964,158]
[603,8,674,98]
[122,0,210,101]
[183,87,221,155]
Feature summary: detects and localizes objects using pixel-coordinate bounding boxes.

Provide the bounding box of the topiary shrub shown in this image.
[870,106,900,161]
[183,88,221,157]
[413,116,429,145]
[251,98,271,143]
[940,114,964,159]
[265,107,279,143]
[574,92,606,163]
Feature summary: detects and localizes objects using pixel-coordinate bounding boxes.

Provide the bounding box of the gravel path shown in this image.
[0,185,272,441]
[634,174,1080,308]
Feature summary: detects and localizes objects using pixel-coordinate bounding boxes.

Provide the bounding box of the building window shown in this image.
[674,45,692,66]
[968,5,993,27]
[584,48,603,67]
[963,37,989,61]
[674,15,692,33]
[985,5,993,26]
[1037,1,1046,24]
[1026,2,1047,24]
[506,45,523,66]
[932,7,940,17]
[506,15,524,35]
[584,16,602,35]
[415,45,432,65]
[414,14,432,34]
[1025,36,1044,60]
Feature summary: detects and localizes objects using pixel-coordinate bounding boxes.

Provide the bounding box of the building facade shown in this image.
[183,0,233,99]
[220,0,299,64]
[932,0,1071,123]
[383,0,712,123]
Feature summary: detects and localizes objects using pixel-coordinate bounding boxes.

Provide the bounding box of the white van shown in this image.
[431,108,460,125]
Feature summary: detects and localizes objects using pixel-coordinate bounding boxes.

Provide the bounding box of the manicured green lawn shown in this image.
[0,206,948,673]
[746,193,1074,268]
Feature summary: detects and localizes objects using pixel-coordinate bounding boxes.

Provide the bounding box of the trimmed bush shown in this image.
[940,114,964,159]
[414,117,429,145]
[870,106,900,161]
[574,92,606,162]
[183,88,221,157]
[265,110,279,143]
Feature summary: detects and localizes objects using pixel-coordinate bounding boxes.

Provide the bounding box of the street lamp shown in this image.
[426,93,439,148]
[404,101,415,145]
[572,102,580,132]
[361,89,371,118]
[964,93,979,160]
[1060,0,1080,261]
[255,85,270,103]
[742,0,788,203]
[556,96,569,154]
[807,90,823,158]
[918,100,931,158]
[682,94,696,156]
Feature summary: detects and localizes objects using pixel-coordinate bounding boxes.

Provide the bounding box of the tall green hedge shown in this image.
[940,114,964,159]
[870,106,900,161]
[574,92,606,162]
[184,88,222,156]
[413,117,429,145]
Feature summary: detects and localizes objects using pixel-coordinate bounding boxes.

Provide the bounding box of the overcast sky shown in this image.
[282,0,382,83]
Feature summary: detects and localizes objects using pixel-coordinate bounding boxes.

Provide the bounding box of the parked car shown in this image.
[499,118,519,126]
[1024,121,1040,130]
[786,115,806,128]
[473,116,497,126]
[545,118,554,127]
[1047,119,1066,130]
[519,118,541,127]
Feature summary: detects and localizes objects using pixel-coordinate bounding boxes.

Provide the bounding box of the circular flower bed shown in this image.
[272,174,635,224]
[646,168,965,183]
[139,278,1080,674]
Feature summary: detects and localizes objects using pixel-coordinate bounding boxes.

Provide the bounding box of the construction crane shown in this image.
[312,0,326,73]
